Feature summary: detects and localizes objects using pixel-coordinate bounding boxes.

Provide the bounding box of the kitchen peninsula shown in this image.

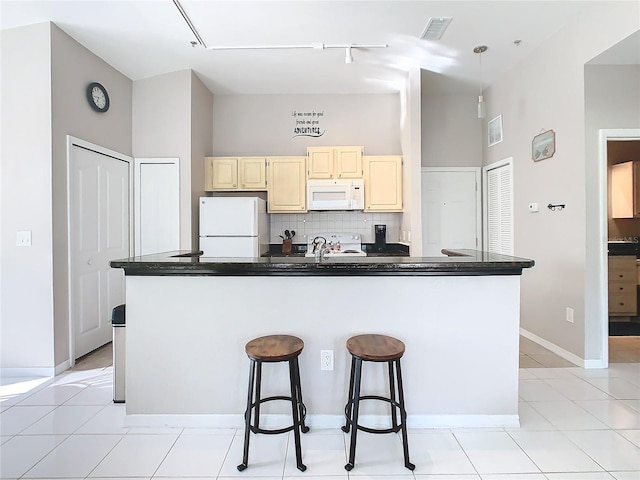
[111,250,534,429]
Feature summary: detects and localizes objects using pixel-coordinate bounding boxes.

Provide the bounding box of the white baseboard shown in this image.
[409,414,520,429]
[584,358,608,369]
[0,359,73,378]
[0,367,55,377]
[520,328,588,368]
[125,414,243,429]
[124,413,520,430]
[55,359,71,376]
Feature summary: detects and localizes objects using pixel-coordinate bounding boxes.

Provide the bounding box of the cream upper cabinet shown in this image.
[611,160,640,218]
[307,147,334,179]
[205,157,266,191]
[364,155,403,212]
[205,157,237,190]
[238,157,267,190]
[307,146,363,179]
[267,156,307,212]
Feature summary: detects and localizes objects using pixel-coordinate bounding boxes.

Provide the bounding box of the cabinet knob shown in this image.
[620,302,625,306]
[233,184,237,188]
[619,274,624,278]
[87,259,93,265]
[620,287,624,290]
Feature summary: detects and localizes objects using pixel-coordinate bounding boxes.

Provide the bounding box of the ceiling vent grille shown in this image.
[420,17,453,41]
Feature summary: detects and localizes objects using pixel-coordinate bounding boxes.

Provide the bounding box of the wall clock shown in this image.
[86,82,110,113]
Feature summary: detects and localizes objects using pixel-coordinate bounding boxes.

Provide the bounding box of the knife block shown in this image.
[282,239,292,255]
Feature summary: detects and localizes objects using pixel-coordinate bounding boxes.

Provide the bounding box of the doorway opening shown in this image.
[599,129,640,366]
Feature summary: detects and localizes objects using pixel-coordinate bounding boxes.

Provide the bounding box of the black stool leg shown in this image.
[345,357,363,471]
[341,356,356,433]
[388,360,398,430]
[237,359,256,471]
[288,358,307,472]
[395,359,415,471]
[253,361,262,430]
[292,357,309,433]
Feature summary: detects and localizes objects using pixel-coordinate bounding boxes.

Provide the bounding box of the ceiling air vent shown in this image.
[420,17,453,41]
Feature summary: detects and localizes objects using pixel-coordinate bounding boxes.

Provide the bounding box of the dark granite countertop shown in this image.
[110,249,534,277]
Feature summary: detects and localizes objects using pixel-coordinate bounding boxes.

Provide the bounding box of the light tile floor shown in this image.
[1,338,638,480]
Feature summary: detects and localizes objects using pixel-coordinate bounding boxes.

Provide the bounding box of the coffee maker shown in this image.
[374,224,387,252]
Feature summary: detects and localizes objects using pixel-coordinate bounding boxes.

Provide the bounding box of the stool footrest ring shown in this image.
[344,395,406,435]
[244,395,308,435]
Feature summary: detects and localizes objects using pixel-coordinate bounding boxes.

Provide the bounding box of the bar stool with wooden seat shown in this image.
[341,334,414,471]
[237,334,309,472]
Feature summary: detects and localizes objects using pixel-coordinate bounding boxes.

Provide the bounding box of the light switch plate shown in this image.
[16,230,32,246]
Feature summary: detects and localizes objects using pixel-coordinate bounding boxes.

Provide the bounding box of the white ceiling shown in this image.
[1,0,635,96]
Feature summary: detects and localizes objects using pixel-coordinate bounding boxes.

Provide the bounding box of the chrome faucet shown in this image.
[312,236,327,261]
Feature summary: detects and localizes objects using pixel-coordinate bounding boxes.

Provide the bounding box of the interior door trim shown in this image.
[595,129,640,369]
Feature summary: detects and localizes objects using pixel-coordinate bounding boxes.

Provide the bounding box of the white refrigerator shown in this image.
[199,197,269,257]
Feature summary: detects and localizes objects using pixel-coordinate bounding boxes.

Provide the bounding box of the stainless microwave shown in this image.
[307,179,364,211]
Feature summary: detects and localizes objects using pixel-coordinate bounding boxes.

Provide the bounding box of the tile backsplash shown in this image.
[270,212,402,244]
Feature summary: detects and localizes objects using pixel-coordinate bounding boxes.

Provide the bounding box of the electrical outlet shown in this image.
[566,307,574,323]
[16,230,32,246]
[320,350,334,371]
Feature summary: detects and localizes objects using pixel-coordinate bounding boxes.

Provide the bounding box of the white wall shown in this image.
[50,24,133,367]
[421,71,482,168]
[212,93,402,247]
[1,23,133,372]
[1,23,54,372]
[133,70,206,250]
[399,69,423,254]
[483,2,640,362]
[212,94,400,156]
[190,72,214,245]
[584,64,640,359]
[125,274,522,426]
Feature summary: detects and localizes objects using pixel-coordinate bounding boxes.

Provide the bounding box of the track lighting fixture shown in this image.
[345,47,354,64]
[173,0,385,63]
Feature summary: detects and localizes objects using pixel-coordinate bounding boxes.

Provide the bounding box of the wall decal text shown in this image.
[292,110,325,138]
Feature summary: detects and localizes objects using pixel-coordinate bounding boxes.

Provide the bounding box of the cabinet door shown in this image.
[335,146,363,178]
[239,157,266,190]
[634,162,640,217]
[608,255,638,315]
[611,161,638,218]
[267,157,307,212]
[307,147,334,179]
[204,157,215,191]
[208,157,238,190]
[364,155,403,212]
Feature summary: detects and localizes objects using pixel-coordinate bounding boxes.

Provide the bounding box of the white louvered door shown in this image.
[484,159,513,255]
